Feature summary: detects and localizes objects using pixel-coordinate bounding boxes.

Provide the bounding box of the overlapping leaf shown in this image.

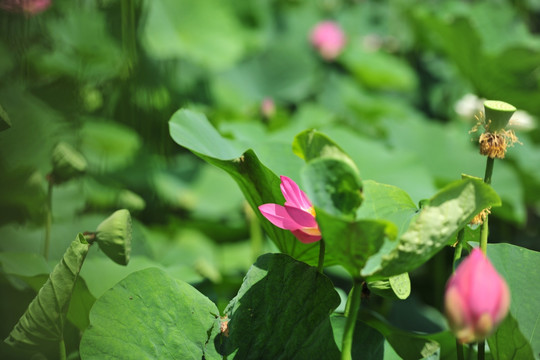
[220,253,341,359]
[80,267,221,360]
[5,234,90,350]
[169,109,321,265]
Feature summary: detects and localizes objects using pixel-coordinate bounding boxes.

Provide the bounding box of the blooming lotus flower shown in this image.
[310,21,346,61]
[445,249,510,344]
[259,176,321,244]
[0,0,51,14]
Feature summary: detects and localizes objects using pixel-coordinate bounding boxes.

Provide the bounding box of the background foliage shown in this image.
[1,0,540,359]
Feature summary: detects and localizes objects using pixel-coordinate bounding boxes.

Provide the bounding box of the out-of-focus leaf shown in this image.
[141,0,246,71]
[5,234,90,350]
[363,178,501,278]
[383,116,525,224]
[80,119,141,173]
[36,6,124,81]
[0,103,11,131]
[487,243,540,359]
[79,267,221,360]
[169,109,321,265]
[220,253,341,359]
[213,40,319,110]
[340,45,417,92]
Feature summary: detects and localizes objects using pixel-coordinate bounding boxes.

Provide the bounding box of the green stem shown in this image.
[44,178,53,260]
[317,239,325,273]
[341,278,362,360]
[456,340,465,360]
[453,229,465,271]
[483,157,495,185]
[59,337,66,360]
[477,341,485,360]
[476,156,494,359]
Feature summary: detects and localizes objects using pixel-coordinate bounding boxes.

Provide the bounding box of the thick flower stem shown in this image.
[477,156,494,360]
[341,278,362,360]
[453,229,466,360]
[317,239,325,273]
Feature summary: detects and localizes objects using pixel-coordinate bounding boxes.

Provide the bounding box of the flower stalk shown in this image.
[341,278,362,360]
[317,239,325,274]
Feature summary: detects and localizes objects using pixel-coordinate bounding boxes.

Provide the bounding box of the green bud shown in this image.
[96,209,132,265]
[483,100,516,132]
[51,142,87,184]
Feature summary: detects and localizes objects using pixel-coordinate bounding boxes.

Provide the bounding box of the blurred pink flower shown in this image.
[261,97,275,118]
[445,249,510,344]
[310,21,346,61]
[259,176,321,244]
[0,0,51,14]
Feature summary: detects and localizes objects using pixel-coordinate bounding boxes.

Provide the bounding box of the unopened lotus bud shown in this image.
[483,100,516,133]
[51,142,87,184]
[445,249,510,344]
[310,21,346,61]
[261,98,276,119]
[96,209,132,265]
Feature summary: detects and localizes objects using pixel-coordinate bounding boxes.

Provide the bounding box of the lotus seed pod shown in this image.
[483,100,516,133]
[51,142,87,184]
[96,209,132,265]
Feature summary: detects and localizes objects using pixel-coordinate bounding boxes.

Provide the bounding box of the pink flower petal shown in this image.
[258,203,301,231]
[284,205,318,229]
[291,229,322,244]
[280,176,313,211]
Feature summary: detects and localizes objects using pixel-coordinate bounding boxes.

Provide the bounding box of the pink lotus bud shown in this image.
[309,21,346,61]
[445,249,510,343]
[261,97,275,119]
[259,176,321,244]
[0,0,51,15]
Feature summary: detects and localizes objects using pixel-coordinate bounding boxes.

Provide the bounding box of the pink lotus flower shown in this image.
[0,0,51,14]
[259,176,321,244]
[261,97,275,119]
[445,249,510,343]
[310,21,346,61]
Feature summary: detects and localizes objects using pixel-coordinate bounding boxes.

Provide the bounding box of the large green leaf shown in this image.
[316,209,397,278]
[362,178,501,277]
[80,267,221,360]
[141,0,246,71]
[219,253,341,359]
[169,109,321,265]
[5,234,90,351]
[487,243,540,359]
[356,180,418,239]
[294,130,363,219]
